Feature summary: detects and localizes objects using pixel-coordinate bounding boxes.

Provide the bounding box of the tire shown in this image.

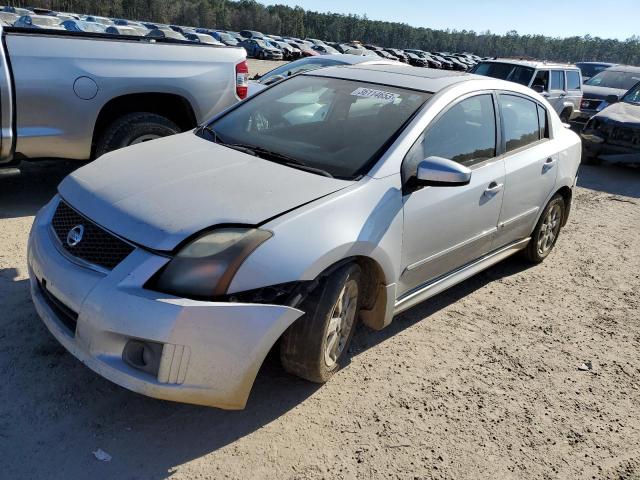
[258,51,265,60]
[280,263,362,383]
[523,195,565,263]
[94,112,180,158]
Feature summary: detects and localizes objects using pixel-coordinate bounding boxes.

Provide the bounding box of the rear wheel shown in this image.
[94,112,180,158]
[523,195,565,263]
[560,108,572,123]
[280,264,361,383]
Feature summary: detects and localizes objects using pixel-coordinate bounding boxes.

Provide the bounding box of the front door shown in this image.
[399,93,505,296]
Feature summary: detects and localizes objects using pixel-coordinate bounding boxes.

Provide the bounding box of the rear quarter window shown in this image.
[566,70,582,90]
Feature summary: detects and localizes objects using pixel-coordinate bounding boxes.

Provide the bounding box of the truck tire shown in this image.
[523,194,565,264]
[94,112,180,158]
[280,263,362,383]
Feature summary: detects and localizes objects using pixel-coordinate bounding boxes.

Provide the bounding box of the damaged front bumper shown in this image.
[27,197,304,409]
[581,121,640,164]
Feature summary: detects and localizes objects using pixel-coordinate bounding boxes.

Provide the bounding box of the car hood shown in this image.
[593,101,640,125]
[582,85,627,100]
[58,133,352,251]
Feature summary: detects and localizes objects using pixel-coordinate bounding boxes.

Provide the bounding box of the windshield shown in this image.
[219,33,235,43]
[577,63,611,78]
[82,21,106,32]
[622,83,640,105]
[586,70,640,90]
[201,75,430,179]
[254,39,268,47]
[472,62,535,86]
[33,16,61,27]
[260,58,346,83]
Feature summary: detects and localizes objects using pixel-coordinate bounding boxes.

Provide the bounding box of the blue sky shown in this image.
[258,0,638,40]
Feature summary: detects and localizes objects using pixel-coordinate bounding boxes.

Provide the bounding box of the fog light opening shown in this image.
[122,340,163,376]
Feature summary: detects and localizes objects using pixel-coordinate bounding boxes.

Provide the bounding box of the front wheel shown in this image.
[523,195,565,263]
[280,264,362,383]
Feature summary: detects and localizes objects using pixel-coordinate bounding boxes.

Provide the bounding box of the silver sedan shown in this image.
[28,65,581,409]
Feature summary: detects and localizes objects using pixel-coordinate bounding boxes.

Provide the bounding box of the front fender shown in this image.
[228,175,405,295]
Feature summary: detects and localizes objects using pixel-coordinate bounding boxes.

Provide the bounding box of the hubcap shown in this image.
[537,204,562,255]
[129,134,161,145]
[324,279,358,368]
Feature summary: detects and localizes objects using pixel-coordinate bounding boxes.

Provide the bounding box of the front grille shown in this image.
[51,201,135,270]
[38,279,78,335]
[609,126,640,147]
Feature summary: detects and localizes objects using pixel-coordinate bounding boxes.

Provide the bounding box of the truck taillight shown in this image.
[236,61,249,100]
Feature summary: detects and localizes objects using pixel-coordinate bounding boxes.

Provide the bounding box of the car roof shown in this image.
[305,63,483,93]
[479,58,578,70]
[604,65,640,73]
[576,61,617,66]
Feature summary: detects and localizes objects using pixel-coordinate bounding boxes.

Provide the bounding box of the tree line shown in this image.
[11,0,640,64]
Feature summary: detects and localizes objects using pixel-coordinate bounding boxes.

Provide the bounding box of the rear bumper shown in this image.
[28,196,304,409]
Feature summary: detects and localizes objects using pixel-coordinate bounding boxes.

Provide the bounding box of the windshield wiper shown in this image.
[215,140,335,178]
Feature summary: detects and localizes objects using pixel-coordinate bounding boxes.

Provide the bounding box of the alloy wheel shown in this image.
[324,279,358,368]
[537,204,562,255]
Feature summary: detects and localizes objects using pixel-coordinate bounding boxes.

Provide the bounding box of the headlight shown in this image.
[154,228,272,298]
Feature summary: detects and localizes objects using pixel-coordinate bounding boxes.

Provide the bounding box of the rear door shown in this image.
[399,93,506,295]
[564,69,583,118]
[547,69,568,114]
[493,93,558,249]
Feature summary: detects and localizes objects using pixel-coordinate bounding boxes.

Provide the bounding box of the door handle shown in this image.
[484,182,503,196]
[543,157,556,171]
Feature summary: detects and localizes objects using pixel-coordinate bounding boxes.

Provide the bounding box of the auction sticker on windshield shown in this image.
[351,87,399,103]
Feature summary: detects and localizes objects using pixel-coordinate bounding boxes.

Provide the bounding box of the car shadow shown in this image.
[350,255,534,355]
[2,254,533,479]
[577,163,640,198]
[0,160,79,219]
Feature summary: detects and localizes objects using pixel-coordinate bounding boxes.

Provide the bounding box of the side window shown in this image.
[566,70,582,90]
[500,94,541,152]
[537,104,549,139]
[550,70,565,91]
[532,70,549,91]
[404,94,496,175]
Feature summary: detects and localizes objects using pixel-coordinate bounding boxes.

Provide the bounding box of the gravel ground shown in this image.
[1,60,639,479]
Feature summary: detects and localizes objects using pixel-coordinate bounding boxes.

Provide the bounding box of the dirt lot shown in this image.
[1,60,639,479]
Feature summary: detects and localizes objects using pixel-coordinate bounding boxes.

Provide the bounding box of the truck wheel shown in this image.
[280,264,362,383]
[94,112,180,158]
[560,109,572,123]
[523,194,565,264]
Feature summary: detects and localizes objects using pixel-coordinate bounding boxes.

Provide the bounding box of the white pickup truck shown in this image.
[0,26,248,167]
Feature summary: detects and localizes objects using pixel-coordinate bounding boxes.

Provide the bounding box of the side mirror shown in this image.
[416,156,472,186]
[262,74,286,86]
[605,94,619,105]
[532,84,545,94]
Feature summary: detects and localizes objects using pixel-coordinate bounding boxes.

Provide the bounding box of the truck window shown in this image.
[550,71,565,91]
[532,70,549,91]
[566,70,581,91]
